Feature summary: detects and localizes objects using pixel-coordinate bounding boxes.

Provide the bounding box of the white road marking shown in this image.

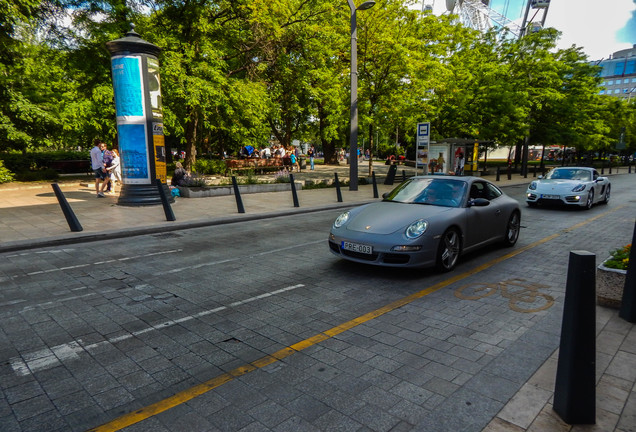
[9,284,305,376]
[158,240,325,275]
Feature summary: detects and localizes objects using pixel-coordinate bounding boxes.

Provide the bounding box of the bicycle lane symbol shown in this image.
[454,278,555,313]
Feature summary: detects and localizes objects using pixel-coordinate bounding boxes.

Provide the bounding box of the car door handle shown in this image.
[495,209,501,215]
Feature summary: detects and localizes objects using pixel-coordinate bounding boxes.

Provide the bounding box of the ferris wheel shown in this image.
[444,0,550,37]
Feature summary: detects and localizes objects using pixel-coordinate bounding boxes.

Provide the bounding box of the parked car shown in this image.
[328,176,521,271]
[525,167,610,209]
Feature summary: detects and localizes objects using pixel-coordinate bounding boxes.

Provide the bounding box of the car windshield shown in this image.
[545,169,591,181]
[383,178,467,208]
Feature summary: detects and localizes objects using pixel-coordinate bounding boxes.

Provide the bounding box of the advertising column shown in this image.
[106,25,171,206]
[416,122,430,174]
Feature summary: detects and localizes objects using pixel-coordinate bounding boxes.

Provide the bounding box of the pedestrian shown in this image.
[102,145,114,193]
[290,149,300,173]
[107,149,122,194]
[171,161,187,186]
[90,139,109,198]
[308,145,315,170]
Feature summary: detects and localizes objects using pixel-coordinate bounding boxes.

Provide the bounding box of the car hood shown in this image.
[532,179,584,192]
[345,201,456,234]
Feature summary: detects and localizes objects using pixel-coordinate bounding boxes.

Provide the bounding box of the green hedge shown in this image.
[0,151,90,173]
[0,160,15,184]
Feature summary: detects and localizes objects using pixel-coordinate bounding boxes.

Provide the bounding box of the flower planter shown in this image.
[177,182,302,198]
[597,260,627,308]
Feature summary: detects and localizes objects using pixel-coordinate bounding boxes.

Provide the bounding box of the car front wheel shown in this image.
[601,184,611,204]
[436,228,461,272]
[584,189,594,210]
[503,211,520,247]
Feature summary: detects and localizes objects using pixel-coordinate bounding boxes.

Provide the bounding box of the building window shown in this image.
[615,62,625,75]
[614,89,621,94]
[599,90,605,94]
[608,80,614,85]
[632,78,636,83]
[626,60,636,75]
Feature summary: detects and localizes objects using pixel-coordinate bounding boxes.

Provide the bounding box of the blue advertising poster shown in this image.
[117,123,149,181]
[111,57,144,117]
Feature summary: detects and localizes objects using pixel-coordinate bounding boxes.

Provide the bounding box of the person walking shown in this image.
[308,145,315,170]
[106,149,122,194]
[90,139,109,198]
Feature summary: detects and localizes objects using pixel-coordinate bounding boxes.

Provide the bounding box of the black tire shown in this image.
[503,211,521,247]
[601,184,611,204]
[436,228,461,272]
[584,189,594,210]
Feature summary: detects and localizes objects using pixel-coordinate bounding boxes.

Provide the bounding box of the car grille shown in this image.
[341,249,379,261]
[383,254,410,264]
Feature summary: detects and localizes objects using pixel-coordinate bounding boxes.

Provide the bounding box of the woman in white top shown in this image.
[107,149,122,194]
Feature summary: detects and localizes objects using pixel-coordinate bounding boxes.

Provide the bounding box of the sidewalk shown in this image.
[0,161,634,432]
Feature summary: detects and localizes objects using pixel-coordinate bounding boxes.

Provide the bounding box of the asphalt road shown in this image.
[1,175,635,432]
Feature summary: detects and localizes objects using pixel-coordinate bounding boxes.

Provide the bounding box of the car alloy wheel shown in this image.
[585,189,594,210]
[436,228,461,272]
[503,211,520,247]
[602,185,611,204]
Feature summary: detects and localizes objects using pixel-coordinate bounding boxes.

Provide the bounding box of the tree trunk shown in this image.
[184,107,199,172]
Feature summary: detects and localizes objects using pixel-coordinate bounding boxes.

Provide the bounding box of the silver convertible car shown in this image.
[328,176,521,271]
[525,167,611,209]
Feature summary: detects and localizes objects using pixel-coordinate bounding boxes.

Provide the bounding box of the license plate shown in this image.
[541,194,559,199]
[341,241,372,254]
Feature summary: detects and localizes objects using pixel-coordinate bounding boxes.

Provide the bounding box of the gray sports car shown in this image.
[328,176,521,271]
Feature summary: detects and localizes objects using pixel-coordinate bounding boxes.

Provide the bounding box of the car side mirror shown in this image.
[537,175,544,179]
[469,198,490,207]
[596,177,606,182]
[382,192,390,199]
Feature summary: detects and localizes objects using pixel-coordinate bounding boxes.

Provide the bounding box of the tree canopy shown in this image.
[1,0,633,167]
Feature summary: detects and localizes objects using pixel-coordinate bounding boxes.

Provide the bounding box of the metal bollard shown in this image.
[384,164,397,185]
[553,250,596,425]
[156,179,176,221]
[496,167,500,182]
[231,176,245,213]
[507,166,512,180]
[372,172,379,198]
[334,173,343,202]
[51,183,83,232]
[290,174,299,207]
[619,220,636,323]
[402,170,406,182]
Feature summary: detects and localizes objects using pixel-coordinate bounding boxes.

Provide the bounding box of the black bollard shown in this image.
[619,220,636,323]
[334,173,343,202]
[384,164,397,185]
[51,183,83,232]
[402,170,406,182]
[533,165,537,178]
[371,172,379,198]
[629,162,632,174]
[289,174,299,207]
[231,176,245,214]
[507,166,511,180]
[496,167,500,182]
[156,179,176,221]
[553,250,596,425]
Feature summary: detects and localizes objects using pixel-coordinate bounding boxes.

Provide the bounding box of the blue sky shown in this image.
[414,0,636,60]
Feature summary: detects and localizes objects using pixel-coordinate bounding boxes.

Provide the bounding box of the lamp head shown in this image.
[357,1,376,10]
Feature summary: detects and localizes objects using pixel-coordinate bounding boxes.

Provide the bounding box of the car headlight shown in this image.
[405,219,428,239]
[528,181,537,190]
[333,211,350,228]
[571,184,586,192]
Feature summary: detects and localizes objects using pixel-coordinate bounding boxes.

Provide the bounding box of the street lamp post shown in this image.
[348,0,375,191]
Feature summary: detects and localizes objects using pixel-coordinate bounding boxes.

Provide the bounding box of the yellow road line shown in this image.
[88,204,625,432]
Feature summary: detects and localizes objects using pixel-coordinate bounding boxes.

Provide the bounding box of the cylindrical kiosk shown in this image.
[106,24,172,206]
